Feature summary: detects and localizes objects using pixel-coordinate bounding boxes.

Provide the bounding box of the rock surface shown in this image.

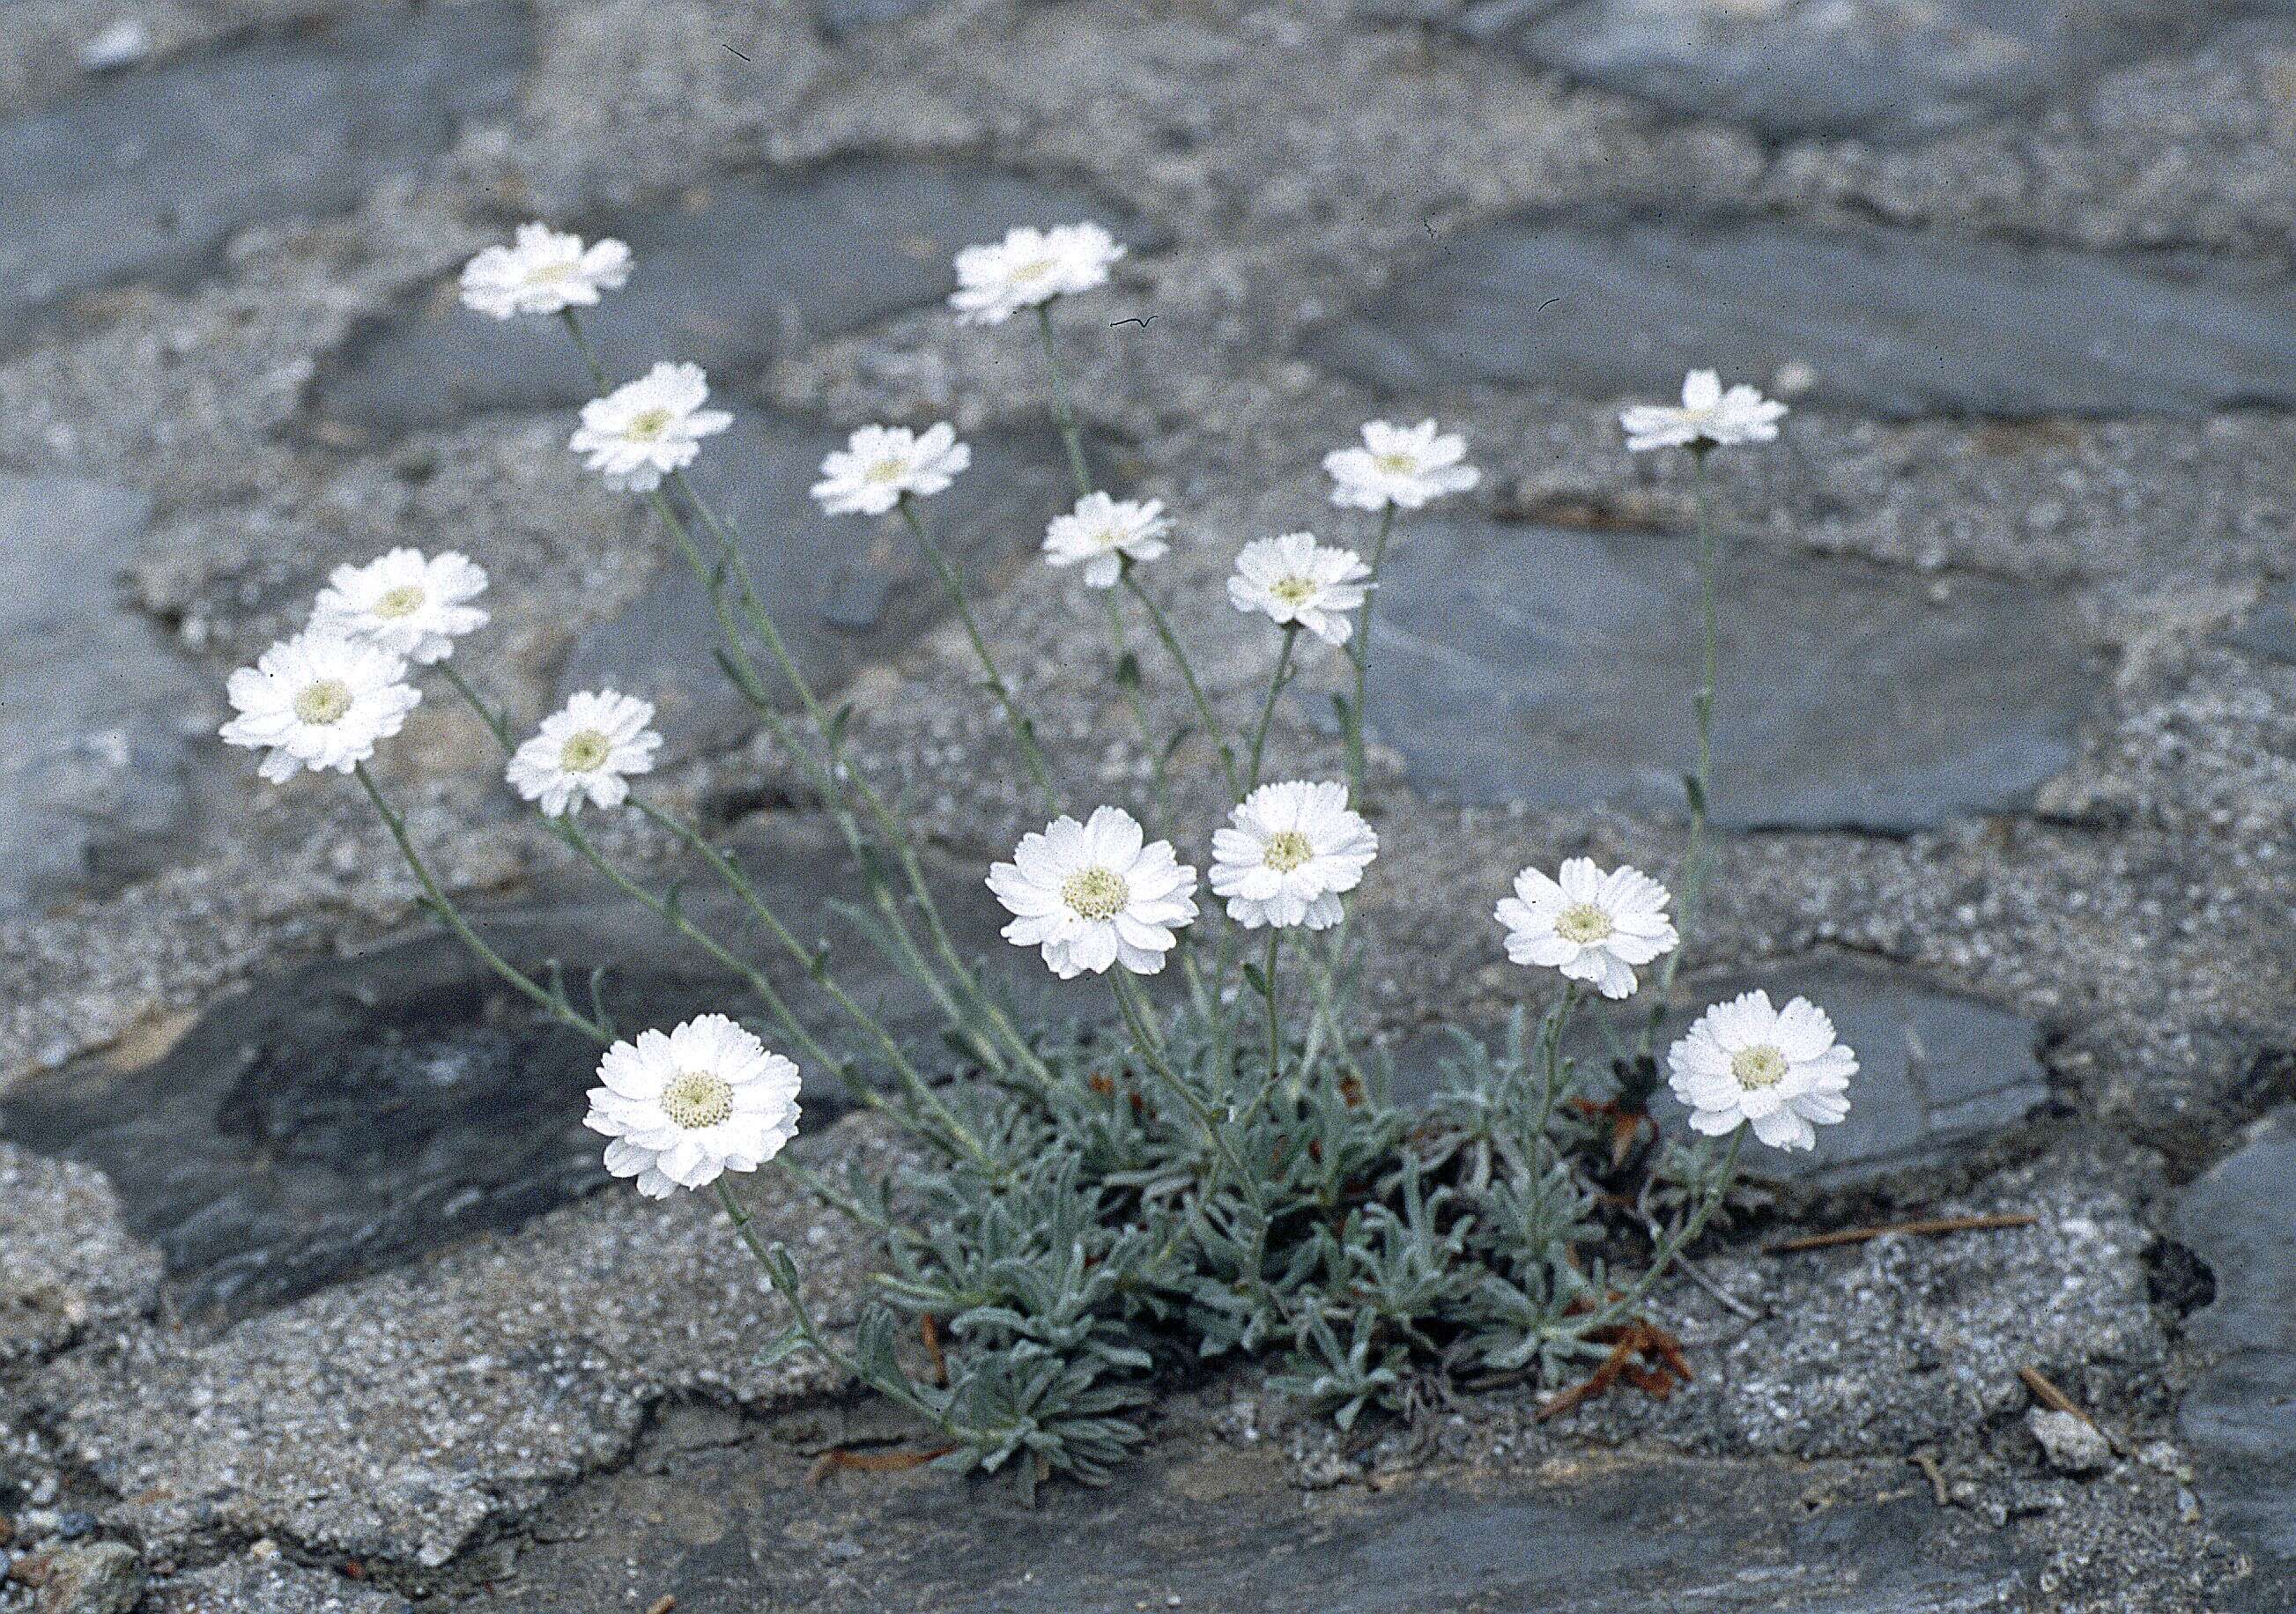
[2172,1107,2296,1608]
[489,1403,2035,1611]
[2226,580,2296,663]
[311,161,1138,441]
[2,819,1012,1318]
[0,1,530,352]
[144,1556,414,1613]
[0,1144,159,1366]
[1365,518,2094,830]
[30,1540,143,1614]
[1459,0,2205,142]
[0,475,213,914]
[1307,212,2296,418]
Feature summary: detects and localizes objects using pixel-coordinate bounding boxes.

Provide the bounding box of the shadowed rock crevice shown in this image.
[1306,210,2296,418]
[307,160,1147,443]
[0,0,533,353]
[1359,517,2098,831]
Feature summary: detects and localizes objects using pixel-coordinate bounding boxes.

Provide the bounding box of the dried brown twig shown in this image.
[1764,1212,2036,1255]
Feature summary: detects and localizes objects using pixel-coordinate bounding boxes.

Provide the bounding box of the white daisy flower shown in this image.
[220,629,420,783]
[1619,369,1789,454]
[584,1014,803,1198]
[458,222,632,320]
[1667,990,1856,1152]
[507,690,663,816]
[1227,532,1373,647]
[310,547,490,666]
[1210,780,1378,931]
[809,422,971,517]
[987,805,1199,978]
[1323,418,1481,512]
[568,362,734,492]
[1041,492,1171,589]
[949,221,1125,326]
[1494,858,1679,1001]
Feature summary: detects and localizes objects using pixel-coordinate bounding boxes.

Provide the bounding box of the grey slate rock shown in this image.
[1480,0,2196,143]
[2172,1108,2296,1610]
[817,0,940,36]
[556,406,1083,758]
[494,1410,2033,1610]
[312,161,1142,440]
[1362,517,2094,830]
[0,818,1016,1318]
[0,475,216,914]
[0,1,532,352]
[2225,580,2296,663]
[1307,212,2296,418]
[1403,953,2047,1187]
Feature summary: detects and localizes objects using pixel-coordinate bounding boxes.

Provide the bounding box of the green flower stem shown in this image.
[1247,625,1300,792]
[1121,567,1241,802]
[1101,588,1175,834]
[627,800,997,1171]
[435,663,515,752]
[558,307,611,391]
[1034,301,1093,500]
[896,492,1059,811]
[556,307,1039,1087]
[1109,971,1262,1210]
[1578,1129,1742,1336]
[352,762,611,1044]
[545,812,887,1115]
[1261,929,1283,1093]
[1342,503,1396,807]
[1531,981,1583,1149]
[1637,444,1718,1066]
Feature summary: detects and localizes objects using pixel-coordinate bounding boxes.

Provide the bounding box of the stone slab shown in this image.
[1307,212,2296,418]
[0,474,216,914]
[2226,581,2296,663]
[312,160,1139,440]
[555,407,1082,758]
[1478,0,2196,143]
[0,818,1016,1318]
[492,1412,2033,1611]
[1401,953,2048,1187]
[1362,518,2093,830]
[2173,1108,2296,1609]
[0,1,532,351]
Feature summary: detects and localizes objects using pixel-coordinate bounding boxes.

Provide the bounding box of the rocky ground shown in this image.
[3,0,2294,1607]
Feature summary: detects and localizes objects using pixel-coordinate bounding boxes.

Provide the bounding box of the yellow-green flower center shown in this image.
[1263,830,1314,873]
[865,456,908,484]
[293,678,352,725]
[525,259,575,283]
[1011,255,1057,282]
[374,583,426,619]
[1730,1045,1789,1091]
[661,1070,735,1129]
[1061,865,1129,922]
[625,407,674,441]
[1555,902,1613,945]
[1270,575,1317,607]
[1373,450,1418,476]
[559,729,613,773]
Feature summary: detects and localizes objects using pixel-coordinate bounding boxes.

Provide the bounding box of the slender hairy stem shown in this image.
[628,800,998,1168]
[558,307,611,391]
[1637,445,1717,1064]
[897,492,1058,809]
[1110,971,1262,1208]
[1034,302,1093,500]
[1261,929,1283,1092]
[354,763,610,1043]
[1122,568,1241,801]
[558,308,1037,1085]
[1584,1130,1742,1330]
[1101,589,1174,832]
[1247,625,1300,791]
[1343,503,1396,806]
